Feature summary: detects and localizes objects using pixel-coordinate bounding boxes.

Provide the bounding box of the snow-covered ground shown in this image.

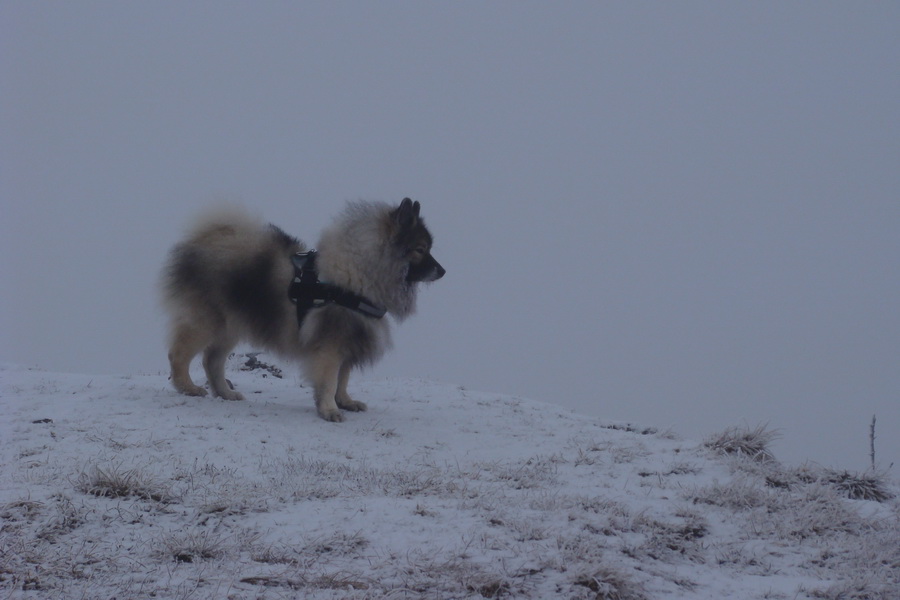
[1,357,897,599]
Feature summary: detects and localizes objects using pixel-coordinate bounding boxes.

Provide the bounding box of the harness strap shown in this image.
[288,251,386,327]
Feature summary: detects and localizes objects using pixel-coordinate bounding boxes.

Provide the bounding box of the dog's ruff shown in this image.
[289,250,387,327]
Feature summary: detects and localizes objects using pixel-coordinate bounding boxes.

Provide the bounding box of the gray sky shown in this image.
[3,2,898,471]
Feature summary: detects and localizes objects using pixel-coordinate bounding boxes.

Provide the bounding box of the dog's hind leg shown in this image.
[203,337,244,401]
[335,362,367,412]
[168,322,209,397]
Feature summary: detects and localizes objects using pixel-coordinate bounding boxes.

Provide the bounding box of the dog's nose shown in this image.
[434,263,446,280]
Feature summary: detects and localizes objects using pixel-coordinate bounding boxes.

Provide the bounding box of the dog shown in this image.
[161,198,444,421]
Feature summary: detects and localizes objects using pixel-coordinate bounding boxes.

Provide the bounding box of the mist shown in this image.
[3,2,898,471]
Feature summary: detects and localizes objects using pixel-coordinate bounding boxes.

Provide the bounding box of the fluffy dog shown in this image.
[161,198,444,421]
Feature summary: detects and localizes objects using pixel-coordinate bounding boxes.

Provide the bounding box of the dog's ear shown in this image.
[395,198,419,228]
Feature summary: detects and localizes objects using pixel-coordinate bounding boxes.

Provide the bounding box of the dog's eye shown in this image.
[412,247,427,256]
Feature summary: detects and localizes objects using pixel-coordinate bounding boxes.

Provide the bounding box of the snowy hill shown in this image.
[1,358,897,599]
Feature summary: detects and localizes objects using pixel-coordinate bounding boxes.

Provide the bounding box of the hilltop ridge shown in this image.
[1,357,897,599]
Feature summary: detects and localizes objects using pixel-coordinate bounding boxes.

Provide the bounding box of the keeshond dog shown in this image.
[161,198,444,422]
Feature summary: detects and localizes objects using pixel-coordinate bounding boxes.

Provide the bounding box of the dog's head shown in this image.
[391,198,445,283]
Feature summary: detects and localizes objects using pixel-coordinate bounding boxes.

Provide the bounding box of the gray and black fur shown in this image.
[161,198,444,421]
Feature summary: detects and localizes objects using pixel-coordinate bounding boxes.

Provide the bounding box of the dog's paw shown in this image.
[338,399,367,412]
[219,390,245,401]
[181,385,208,397]
[319,409,345,423]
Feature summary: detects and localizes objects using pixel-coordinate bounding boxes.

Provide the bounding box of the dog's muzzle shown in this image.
[408,255,445,283]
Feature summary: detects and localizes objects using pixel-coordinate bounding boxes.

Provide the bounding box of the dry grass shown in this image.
[74,463,172,502]
[704,424,780,463]
[572,566,648,600]
[156,529,234,563]
[767,466,894,502]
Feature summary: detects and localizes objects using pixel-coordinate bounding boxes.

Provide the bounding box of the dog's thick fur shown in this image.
[161,198,444,422]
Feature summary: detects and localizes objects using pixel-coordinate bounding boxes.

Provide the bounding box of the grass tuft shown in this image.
[573,565,647,600]
[156,529,232,563]
[74,463,171,502]
[767,467,894,502]
[822,469,894,502]
[704,424,779,463]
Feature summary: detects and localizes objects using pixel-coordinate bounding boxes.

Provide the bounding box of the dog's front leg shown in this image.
[309,351,344,422]
[335,362,367,413]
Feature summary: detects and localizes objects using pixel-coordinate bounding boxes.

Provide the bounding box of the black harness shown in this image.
[288,251,387,327]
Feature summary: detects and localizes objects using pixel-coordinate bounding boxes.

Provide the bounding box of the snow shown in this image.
[1,357,897,599]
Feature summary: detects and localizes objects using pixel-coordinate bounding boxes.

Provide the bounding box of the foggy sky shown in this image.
[3,2,898,471]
